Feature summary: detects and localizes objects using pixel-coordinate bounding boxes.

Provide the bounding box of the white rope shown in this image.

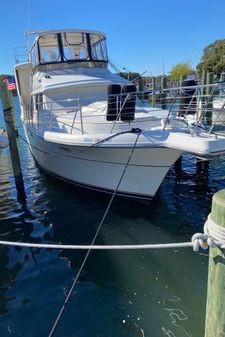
[1,215,225,252]
[191,214,225,251]
[0,240,193,250]
[204,213,225,249]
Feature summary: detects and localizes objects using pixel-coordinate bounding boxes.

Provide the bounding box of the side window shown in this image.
[89,34,108,61]
[39,34,60,63]
[30,44,39,67]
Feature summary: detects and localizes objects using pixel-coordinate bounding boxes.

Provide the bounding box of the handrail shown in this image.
[21,83,225,136]
[162,92,179,130]
[209,100,225,133]
[78,97,84,134]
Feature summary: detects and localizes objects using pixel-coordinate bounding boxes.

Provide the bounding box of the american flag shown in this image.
[3,77,16,91]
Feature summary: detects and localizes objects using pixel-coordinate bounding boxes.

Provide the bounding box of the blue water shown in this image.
[0,96,225,337]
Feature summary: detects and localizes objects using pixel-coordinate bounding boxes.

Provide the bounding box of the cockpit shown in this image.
[29,30,108,68]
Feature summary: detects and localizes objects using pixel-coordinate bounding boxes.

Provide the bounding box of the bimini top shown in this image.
[25,28,106,38]
[26,29,108,68]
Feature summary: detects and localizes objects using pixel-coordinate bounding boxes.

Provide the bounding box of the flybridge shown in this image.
[27,30,108,68]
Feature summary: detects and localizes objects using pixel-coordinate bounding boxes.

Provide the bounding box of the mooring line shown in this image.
[0,240,194,250]
[1,217,223,253]
[48,129,141,337]
[18,128,139,158]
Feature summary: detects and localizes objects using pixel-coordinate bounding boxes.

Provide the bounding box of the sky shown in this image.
[0,0,225,76]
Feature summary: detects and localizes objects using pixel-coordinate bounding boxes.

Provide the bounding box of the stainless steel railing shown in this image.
[22,83,225,135]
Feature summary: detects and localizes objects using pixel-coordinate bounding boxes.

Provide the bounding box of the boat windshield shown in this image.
[30,31,108,67]
[39,34,61,63]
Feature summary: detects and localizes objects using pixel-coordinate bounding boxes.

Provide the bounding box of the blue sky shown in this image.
[1,0,225,76]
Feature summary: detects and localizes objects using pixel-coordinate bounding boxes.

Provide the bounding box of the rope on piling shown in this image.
[203,214,225,249]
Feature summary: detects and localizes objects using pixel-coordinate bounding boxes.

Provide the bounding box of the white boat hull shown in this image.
[25,126,182,199]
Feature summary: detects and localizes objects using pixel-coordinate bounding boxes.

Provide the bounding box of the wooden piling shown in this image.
[152,76,156,107]
[201,70,207,103]
[220,72,225,82]
[179,75,185,88]
[200,70,207,124]
[205,72,214,126]
[205,190,225,337]
[0,82,26,201]
[160,76,167,109]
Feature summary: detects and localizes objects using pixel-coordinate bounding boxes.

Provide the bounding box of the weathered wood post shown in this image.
[152,76,156,107]
[205,189,225,337]
[201,70,207,122]
[160,76,167,109]
[205,72,214,126]
[138,77,144,100]
[179,75,185,88]
[202,70,207,94]
[220,72,225,82]
[0,82,26,201]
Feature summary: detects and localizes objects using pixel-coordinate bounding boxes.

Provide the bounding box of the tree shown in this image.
[0,74,11,81]
[169,62,193,81]
[119,72,141,81]
[196,39,225,77]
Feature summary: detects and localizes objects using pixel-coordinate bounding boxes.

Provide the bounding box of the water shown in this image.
[1,97,225,337]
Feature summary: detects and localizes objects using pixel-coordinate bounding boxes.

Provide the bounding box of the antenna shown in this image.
[27,0,31,32]
[162,59,165,76]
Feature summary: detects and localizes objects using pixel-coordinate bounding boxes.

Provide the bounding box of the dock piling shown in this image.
[201,70,207,119]
[152,76,156,107]
[160,76,167,109]
[205,190,225,337]
[205,72,214,126]
[0,82,26,201]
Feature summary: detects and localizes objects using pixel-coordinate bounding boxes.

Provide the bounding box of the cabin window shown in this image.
[30,44,39,67]
[39,34,61,63]
[89,34,108,61]
[61,32,88,61]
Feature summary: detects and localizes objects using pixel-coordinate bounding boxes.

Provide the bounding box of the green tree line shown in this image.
[163,39,225,82]
[0,74,12,81]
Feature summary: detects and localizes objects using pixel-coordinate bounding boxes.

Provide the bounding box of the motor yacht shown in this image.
[14,29,225,199]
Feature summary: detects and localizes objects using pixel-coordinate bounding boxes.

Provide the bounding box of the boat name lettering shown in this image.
[84,137,102,143]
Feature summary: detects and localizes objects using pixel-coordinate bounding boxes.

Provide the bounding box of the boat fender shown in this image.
[121,85,136,122]
[106,84,121,121]
[178,79,197,116]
